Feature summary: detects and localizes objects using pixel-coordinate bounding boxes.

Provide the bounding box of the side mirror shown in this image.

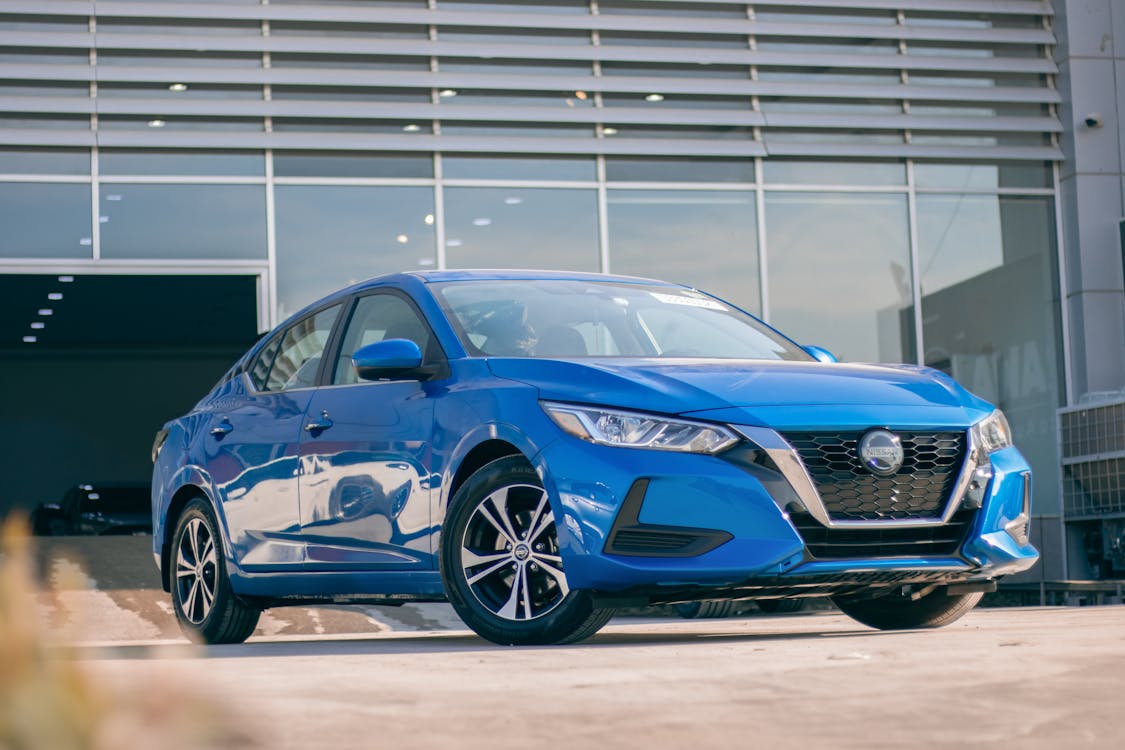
[802,345,838,364]
[352,339,424,381]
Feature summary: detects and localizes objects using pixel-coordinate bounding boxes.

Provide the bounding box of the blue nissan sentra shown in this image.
[151,270,1038,645]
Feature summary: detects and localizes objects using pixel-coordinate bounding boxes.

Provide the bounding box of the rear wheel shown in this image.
[674,600,737,619]
[832,587,983,631]
[171,499,260,644]
[440,456,613,645]
[757,598,805,614]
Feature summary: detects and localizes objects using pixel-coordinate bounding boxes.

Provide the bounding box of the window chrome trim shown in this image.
[733,424,977,529]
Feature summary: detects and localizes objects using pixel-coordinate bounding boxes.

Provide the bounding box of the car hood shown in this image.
[487,358,993,428]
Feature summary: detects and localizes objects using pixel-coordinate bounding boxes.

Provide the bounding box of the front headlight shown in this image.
[972,410,1013,454]
[542,402,738,454]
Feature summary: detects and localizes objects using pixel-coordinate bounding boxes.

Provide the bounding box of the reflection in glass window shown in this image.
[274,186,436,319]
[274,151,433,178]
[438,0,590,13]
[437,27,591,44]
[272,53,428,70]
[600,32,749,48]
[914,161,1052,189]
[96,19,261,35]
[96,51,262,68]
[271,21,427,38]
[606,157,754,183]
[272,118,431,133]
[442,154,594,181]
[601,61,748,79]
[0,115,89,130]
[97,116,263,131]
[602,93,751,110]
[100,150,265,176]
[438,90,594,108]
[438,58,591,75]
[0,148,89,174]
[916,194,1061,512]
[764,159,905,186]
[96,83,264,100]
[441,122,594,137]
[444,187,598,271]
[765,192,913,363]
[265,305,342,392]
[272,86,430,102]
[607,190,759,314]
[0,183,92,258]
[0,81,89,98]
[98,184,267,260]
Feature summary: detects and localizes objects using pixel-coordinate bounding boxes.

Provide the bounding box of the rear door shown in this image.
[296,291,442,570]
[203,303,341,570]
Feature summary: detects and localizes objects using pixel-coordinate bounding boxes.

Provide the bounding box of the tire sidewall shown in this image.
[440,456,598,645]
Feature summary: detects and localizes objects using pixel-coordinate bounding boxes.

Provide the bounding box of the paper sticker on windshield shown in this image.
[650,292,727,311]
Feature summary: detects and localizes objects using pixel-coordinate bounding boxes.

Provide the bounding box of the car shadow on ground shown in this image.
[69,619,888,661]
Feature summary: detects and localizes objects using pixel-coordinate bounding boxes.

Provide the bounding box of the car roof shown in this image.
[405,269,685,286]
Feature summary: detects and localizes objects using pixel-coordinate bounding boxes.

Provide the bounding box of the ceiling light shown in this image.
[438,89,458,98]
[424,214,434,225]
[417,258,435,267]
[504,197,523,205]
[30,322,45,330]
[22,336,37,343]
[446,239,463,247]
[472,218,492,227]
[168,83,189,92]
[38,309,53,316]
[47,292,63,301]
[644,93,665,102]
[58,275,74,283]
[396,234,409,244]
[105,195,122,202]
[603,127,618,136]
[147,119,166,128]
[575,90,588,100]
[402,123,421,133]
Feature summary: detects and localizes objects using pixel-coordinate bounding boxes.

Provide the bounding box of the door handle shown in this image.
[210,418,233,437]
[304,410,334,433]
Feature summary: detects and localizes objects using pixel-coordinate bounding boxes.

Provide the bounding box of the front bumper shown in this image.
[536,426,1038,597]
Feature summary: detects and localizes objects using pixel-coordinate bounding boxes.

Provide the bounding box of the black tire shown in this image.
[170,499,260,645]
[832,587,983,631]
[756,598,805,614]
[674,600,737,619]
[440,456,613,645]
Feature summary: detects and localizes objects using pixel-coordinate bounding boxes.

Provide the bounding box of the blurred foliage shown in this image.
[0,516,258,750]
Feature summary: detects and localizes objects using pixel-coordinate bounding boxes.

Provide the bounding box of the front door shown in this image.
[297,292,441,570]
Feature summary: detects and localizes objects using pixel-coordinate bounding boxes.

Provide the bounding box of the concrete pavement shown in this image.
[74,607,1125,750]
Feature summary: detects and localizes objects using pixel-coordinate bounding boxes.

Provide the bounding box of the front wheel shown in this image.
[171,499,260,644]
[832,587,983,631]
[440,456,613,645]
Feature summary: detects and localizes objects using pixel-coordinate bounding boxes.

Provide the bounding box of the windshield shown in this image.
[432,279,811,361]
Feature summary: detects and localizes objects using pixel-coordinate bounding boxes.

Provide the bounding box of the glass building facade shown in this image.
[0,0,1067,576]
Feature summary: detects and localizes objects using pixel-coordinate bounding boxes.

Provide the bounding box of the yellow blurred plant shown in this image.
[0,516,258,750]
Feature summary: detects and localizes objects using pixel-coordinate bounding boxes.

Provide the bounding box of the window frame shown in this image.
[243,300,345,394]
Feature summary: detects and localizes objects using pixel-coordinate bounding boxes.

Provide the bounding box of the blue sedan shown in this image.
[151,270,1038,645]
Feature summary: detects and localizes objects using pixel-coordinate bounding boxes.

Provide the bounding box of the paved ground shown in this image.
[30,537,1125,748]
[72,607,1125,750]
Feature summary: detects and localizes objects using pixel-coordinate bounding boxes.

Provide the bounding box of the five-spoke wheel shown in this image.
[441,456,613,645]
[170,499,260,644]
[175,517,218,625]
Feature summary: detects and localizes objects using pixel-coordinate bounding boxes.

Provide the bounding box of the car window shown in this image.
[433,280,811,361]
[247,335,281,391]
[333,293,435,385]
[263,304,342,392]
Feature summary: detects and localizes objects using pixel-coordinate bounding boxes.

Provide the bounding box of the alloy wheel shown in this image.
[175,517,218,625]
[460,483,569,621]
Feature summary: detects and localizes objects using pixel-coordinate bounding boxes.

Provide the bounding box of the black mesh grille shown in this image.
[782,431,967,521]
[789,509,978,559]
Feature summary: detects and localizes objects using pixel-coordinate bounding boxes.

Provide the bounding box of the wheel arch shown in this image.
[160,483,214,593]
[446,439,530,516]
